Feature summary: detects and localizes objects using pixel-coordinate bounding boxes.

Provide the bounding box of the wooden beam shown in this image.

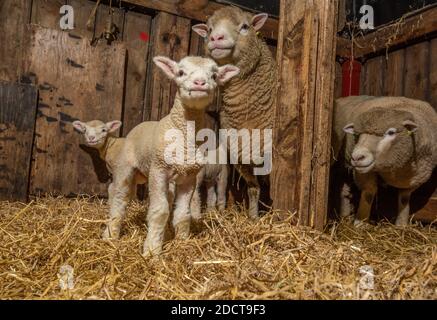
[271,0,338,230]
[337,5,437,58]
[121,0,279,40]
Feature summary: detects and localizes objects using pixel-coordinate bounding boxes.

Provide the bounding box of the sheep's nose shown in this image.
[210,34,224,42]
[194,79,206,86]
[352,154,365,162]
[88,136,96,141]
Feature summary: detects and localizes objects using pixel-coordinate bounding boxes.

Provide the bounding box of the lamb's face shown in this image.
[192,7,268,64]
[153,56,239,110]
[72,120,121,148]
[343,109,418,174]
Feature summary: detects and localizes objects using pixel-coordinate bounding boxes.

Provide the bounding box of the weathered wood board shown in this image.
[0,0,32,82]
[31,0,66,29]
[404,42,429,101]
[383,49,405,97]
[272,0,339,229]
[0,82,38,201]
[122,11,152,135]
[144,12,191,121]
[21,26,126,196]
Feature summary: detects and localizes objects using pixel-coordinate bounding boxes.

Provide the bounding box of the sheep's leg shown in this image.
[168,181,176,210]
[236,165,260,219]
[354,173,377,226]
[216,166,228,211]
[206,182,217,211]
[395,189,413,226]
[107,182,115,208]
[173,177,196,240]
[340,182,354,217]
[143,169,169,256]
[129,183,137,202]
[103,170,134,240]
[190,169,204,220]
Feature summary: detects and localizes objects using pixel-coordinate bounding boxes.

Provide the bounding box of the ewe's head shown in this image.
[72,120,122,148]
[343,108,418,173]
[192,7,268,65]
[153,56,239,109]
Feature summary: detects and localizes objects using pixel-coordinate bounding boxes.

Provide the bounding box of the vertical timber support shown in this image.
[271,0,339,230]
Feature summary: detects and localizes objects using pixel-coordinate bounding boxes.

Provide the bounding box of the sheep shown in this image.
[190,163,229,220]
[192,6,277,219]
[72,119,147,202]
[88,56,239,256]
[332,96,437,226]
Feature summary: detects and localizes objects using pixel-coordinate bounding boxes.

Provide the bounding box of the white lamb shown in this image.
[76,56,239,256]
[72,119,147,202]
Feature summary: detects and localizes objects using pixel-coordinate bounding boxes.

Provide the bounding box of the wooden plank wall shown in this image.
[0,82,38,201]
[0,0,230,199]
[359,39,437,221]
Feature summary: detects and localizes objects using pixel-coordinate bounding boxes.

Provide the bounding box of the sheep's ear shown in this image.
[251,13,268,31]
[402,120,418,133]
[343,123,355,134]
[192,24,209,38]
[106,120,122,133]
[72,121,86,133]
[153,56,178,79]
[217,65,240,85]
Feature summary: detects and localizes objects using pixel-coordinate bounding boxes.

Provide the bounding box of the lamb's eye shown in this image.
[102,128,107,133]
[178,70,185,77]
[208,27,212,33]
[241,23,249,31]
[212,73,217,80]
[385,129,396,136]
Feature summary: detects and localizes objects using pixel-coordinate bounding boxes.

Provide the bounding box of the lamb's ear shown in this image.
[192,24,209,38]
[153,56,178,80]
[251,13,268,31]
[343,123,355,134]
[402,120,418,133]
[72,121,86,133]
[106,120,122,133]
[217,65,240,85]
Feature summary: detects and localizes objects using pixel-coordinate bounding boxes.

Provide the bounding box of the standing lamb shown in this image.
[192,7,277,218]
[72,119,147,202]
[94,56,239,256]
[332,96,437,226]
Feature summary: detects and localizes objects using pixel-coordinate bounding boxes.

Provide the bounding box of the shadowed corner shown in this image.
[79,144,111,183]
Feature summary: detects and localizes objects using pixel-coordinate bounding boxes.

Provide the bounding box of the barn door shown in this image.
[21,26,126,197]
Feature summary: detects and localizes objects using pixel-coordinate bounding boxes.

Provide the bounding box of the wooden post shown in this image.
[271,0,339,230]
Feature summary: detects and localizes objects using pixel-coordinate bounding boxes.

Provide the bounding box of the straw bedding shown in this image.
[0,196,435,300]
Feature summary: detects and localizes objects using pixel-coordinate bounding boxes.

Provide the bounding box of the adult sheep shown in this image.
[333,96,437,226]
[192,7,277,218]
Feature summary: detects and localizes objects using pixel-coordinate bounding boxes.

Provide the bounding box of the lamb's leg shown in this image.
[190,169,204,220]
[354,173,377,226]
[216,165,228,211]
[173,176,196,240]
[168,181,176,210]
[129,183,137,202]
[236,164,260,219]
[103,169,134,240]
[206,182,217,211]
[395,189,413,226]
[340,182,354,217]
[143,169,169,256]
[107,182,114,208]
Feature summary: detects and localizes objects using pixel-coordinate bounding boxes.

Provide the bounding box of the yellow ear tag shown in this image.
[407,130,413,136]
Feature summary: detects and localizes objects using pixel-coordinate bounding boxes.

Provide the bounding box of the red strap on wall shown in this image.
[342,59,362,97]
